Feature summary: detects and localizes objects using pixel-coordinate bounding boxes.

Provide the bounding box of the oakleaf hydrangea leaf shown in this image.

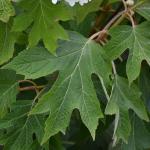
[104,22,150,83]
[72,0,103,23]
[0,70,19,118]
[0,100,45,150]
[105,76,149,142]
[140,65,150,112]
[0,0,15,22]
[0,21,18,65]
[4,32,111,144]
[136,1,150,21]
[121,116,150,150]
[11,0,73,53]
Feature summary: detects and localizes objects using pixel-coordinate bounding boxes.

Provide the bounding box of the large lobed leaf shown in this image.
[136,1,150,21]
[11,0,73,53]
[4,32,111,144]
[0,21,18,65]
[121,116,150,150]
[1,0,150,148]
[0,69,19,118]
[11,0,103,53]
[0,100,46,150]
[72,0,103,23]
[105,75,149,142]
[104,22,150,84]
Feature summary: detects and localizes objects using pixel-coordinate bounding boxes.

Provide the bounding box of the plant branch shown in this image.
[19,85,45,92]
[127,11,136,27]
[89,0,145,41]
[122,0,128,11]
[112,61,117,75]
[89,10,125,41]
[111,13,126,28]
[19,79,37,87]
[104,10,125,30]
[30,88,45,111]
[99,7,115,13]
[100,77,110,101]
[19,80,40,93]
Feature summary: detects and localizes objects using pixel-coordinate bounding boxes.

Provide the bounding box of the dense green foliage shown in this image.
[0,0,150,149]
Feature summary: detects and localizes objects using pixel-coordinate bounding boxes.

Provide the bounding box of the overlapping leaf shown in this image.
[136,1,150,21]
[1,0,150,147]
[105,75,149,142]
[104,22,150,83]
[0,100,46,150]
[140,65,150,112]
[11,0,73,53]
[0,21,18,65]
[0,0,15,22]
[72,0,102,23]
[0,69,19,118]
[4,32,111,144]
[121,116,150,150]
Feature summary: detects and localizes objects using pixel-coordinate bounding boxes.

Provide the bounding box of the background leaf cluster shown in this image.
[0,0,150,149]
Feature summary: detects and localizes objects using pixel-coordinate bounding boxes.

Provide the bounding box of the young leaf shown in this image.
[11,0,73,53]
[4,32,111,144]
[104,22,150,83]
[0,100,45,150]
[105,75,149,142]
[0,0,15,22]
[0,21,18,65]
[0,69,19,118]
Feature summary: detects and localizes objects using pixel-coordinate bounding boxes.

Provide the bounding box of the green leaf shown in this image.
[0,0,15,22]
[5,32,111,144]
[121,115,150,150]
[140,64,150,112]
[49,135,65,150]
[104,22,150,83]
[108,0,120,4]
[72,0,103,23]
[0,100,45,150]
[0,21,18,65]
[0,69,19,118]
[136,1,150,21]
[105,76,149,142]
[11,0,73,53]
